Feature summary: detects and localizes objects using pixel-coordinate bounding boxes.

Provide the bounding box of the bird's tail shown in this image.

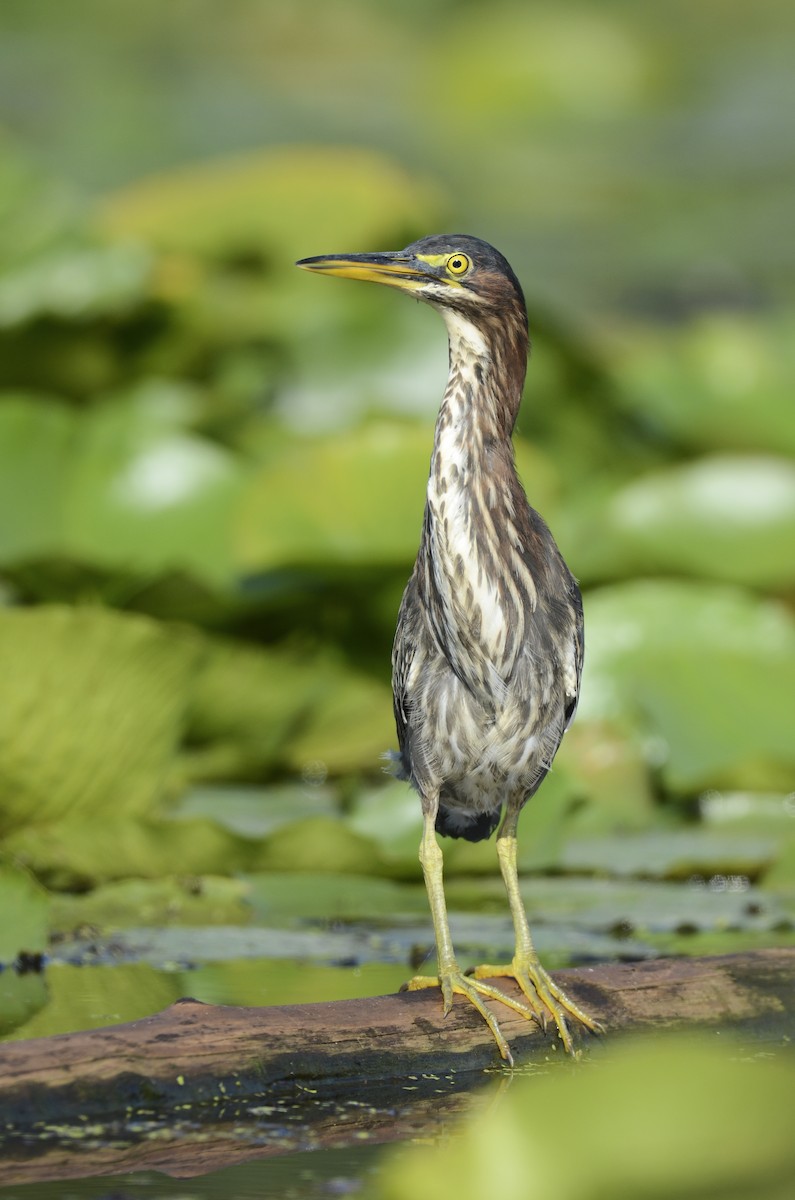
[385,750,502,841]
[435,803,500,842]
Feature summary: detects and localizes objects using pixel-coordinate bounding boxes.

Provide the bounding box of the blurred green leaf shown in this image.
[67,426,244,587]
[0,396,73,560]
[0,971,47,1040]
[0,242,152,327]
[49,875,251,933]
[0,862,49,963]
[0,606,200,834]
[554,720,660,834]
[643,927,795,960]
[236,419,558,571]
[578,455,795,589]
[99,145,441,265]
[0,133,82,272]
[236,421,432,570]
[762,838,795,894]
[245,871,427,921]
[184,639,330,779]
[579,581,795,793]
[347,780,424,878]
[379,1035,795,1200]
[251,815,381,876]
[187,958,410,1009]
[561,830,777,881]
[444,874,792,935]
[429,8,651,131]
[171,782,339,837]
[0,390,246,585]
[699,790,795,834]
[5,963,184,1043]
[283,668,393,776]
[615,315,795,457]
[184,638,393,782]
[4,814,255,890]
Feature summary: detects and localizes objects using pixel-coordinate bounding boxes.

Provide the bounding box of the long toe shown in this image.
[449,970,541,1064]
[517,959,603,1050]
[469,960,602,1053]
[544,971,606,1035]
[403,967,540,1064]
[468,962,550,1030]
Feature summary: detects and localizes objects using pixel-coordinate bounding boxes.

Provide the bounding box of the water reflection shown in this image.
[0,1060,508,1196]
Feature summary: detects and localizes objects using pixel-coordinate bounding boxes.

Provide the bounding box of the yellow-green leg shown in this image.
[470,807,603,1053]
[403,804,536,1066]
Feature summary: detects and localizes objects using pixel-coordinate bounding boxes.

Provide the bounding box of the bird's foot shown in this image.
[468,956,604,1054]
[402,968,539,1066]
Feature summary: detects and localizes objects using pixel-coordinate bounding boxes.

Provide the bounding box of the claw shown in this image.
[469,957,602,1053]
[404,969,540,1065]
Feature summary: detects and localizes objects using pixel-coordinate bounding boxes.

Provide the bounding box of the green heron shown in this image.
[297,235,600,1064]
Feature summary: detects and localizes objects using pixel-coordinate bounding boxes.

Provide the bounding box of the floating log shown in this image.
[0,949,793,1185]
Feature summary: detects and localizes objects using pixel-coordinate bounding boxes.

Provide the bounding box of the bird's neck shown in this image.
[422,309,531,692]
[433,307,528,459]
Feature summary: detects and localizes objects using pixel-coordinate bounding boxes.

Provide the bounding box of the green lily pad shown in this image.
[236,421,434,571]
[4,815,255,890]
[49,875,252,934]
[0,389,246,585]
[182,958,411,1010]
[0,862,49,963]
[0,606,200,835]
[183,639,393,781]
[615,314,795,457]
[182,639,321,779]
[597,455,795,589]
[0,395,73,561]
[443,875,793,935]
[379,1035,795,1200]
[699,790,795,833]
[561,830,777,881]
[283,669,393,777]
[579,581,795,794]
[642,927,795,960]
[0,242,152,327]
[4,962,184,1043]
[171,783,340,838]
[762,838,795,894]
[44,913,649,976]
[244,871,427,922]
[67,425,244,588]
[554,720,660,834]
[235,420,558,571]
[347,780,425,878]
[0,971,48,1040]
[99,145,441,266]
[251,816,381,876]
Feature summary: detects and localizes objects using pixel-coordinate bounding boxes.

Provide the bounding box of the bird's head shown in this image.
[296,234,527,334]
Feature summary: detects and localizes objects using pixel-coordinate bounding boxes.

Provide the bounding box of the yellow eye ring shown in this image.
[446,253,470,276]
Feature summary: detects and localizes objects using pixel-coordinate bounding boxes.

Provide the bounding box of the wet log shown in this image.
[1,948,793,1149]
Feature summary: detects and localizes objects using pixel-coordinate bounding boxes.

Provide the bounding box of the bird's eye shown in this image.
[446,253,470,276]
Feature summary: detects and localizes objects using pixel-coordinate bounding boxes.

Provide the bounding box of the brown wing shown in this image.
[391,572,420,759]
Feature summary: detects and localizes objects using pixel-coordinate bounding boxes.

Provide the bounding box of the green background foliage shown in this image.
[0,3,793,1193]
[0,0,792,966]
